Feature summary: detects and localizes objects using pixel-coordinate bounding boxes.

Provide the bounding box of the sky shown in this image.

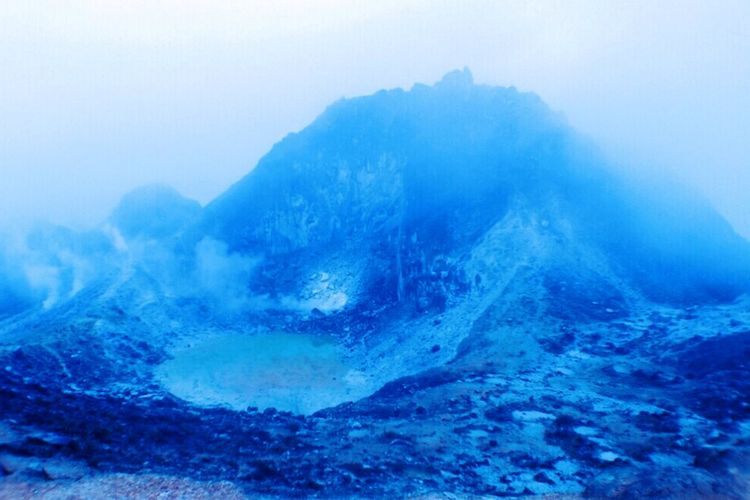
[1,0,748,237]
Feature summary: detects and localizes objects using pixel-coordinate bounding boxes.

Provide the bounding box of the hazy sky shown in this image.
[1,1,748,237]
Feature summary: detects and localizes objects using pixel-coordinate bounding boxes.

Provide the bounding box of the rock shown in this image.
[26,431,73,446]
[534,472,555,485]
[0,454,42,477]
[42,459,88,480]
[0,455,16,476]
[512,410,555,422]
[598,451,621,463]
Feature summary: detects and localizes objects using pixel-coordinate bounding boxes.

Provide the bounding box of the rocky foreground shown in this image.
[1,297,749,498]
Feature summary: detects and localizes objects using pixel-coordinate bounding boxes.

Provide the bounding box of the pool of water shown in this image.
[155,333,373,415]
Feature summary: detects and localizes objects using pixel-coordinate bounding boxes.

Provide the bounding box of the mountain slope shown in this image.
[201,68,750,309]
[1,70,750,498]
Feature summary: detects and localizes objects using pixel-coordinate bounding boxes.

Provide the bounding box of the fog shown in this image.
[0,1,748,237]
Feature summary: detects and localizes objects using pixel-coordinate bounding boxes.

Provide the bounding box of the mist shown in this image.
[3,5,750,494]
[0,1,748,237]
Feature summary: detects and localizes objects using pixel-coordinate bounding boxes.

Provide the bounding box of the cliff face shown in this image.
[201,69,750,308]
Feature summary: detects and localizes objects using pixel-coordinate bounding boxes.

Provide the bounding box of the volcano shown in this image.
[1,70,749,498]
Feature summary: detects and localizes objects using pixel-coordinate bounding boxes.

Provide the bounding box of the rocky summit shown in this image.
[1,71,750,498]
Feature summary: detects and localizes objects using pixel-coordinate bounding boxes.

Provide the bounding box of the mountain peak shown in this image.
[203,73,750,305]
[436,67,474,88]
[110,184,201,240]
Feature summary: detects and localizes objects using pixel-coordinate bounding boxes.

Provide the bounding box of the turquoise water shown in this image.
[156,333,372,415]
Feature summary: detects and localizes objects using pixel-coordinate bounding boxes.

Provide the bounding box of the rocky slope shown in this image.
[201,68,750,307]
[1,70,749,498]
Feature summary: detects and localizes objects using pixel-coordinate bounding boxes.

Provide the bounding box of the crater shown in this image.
[155,333,375,415]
